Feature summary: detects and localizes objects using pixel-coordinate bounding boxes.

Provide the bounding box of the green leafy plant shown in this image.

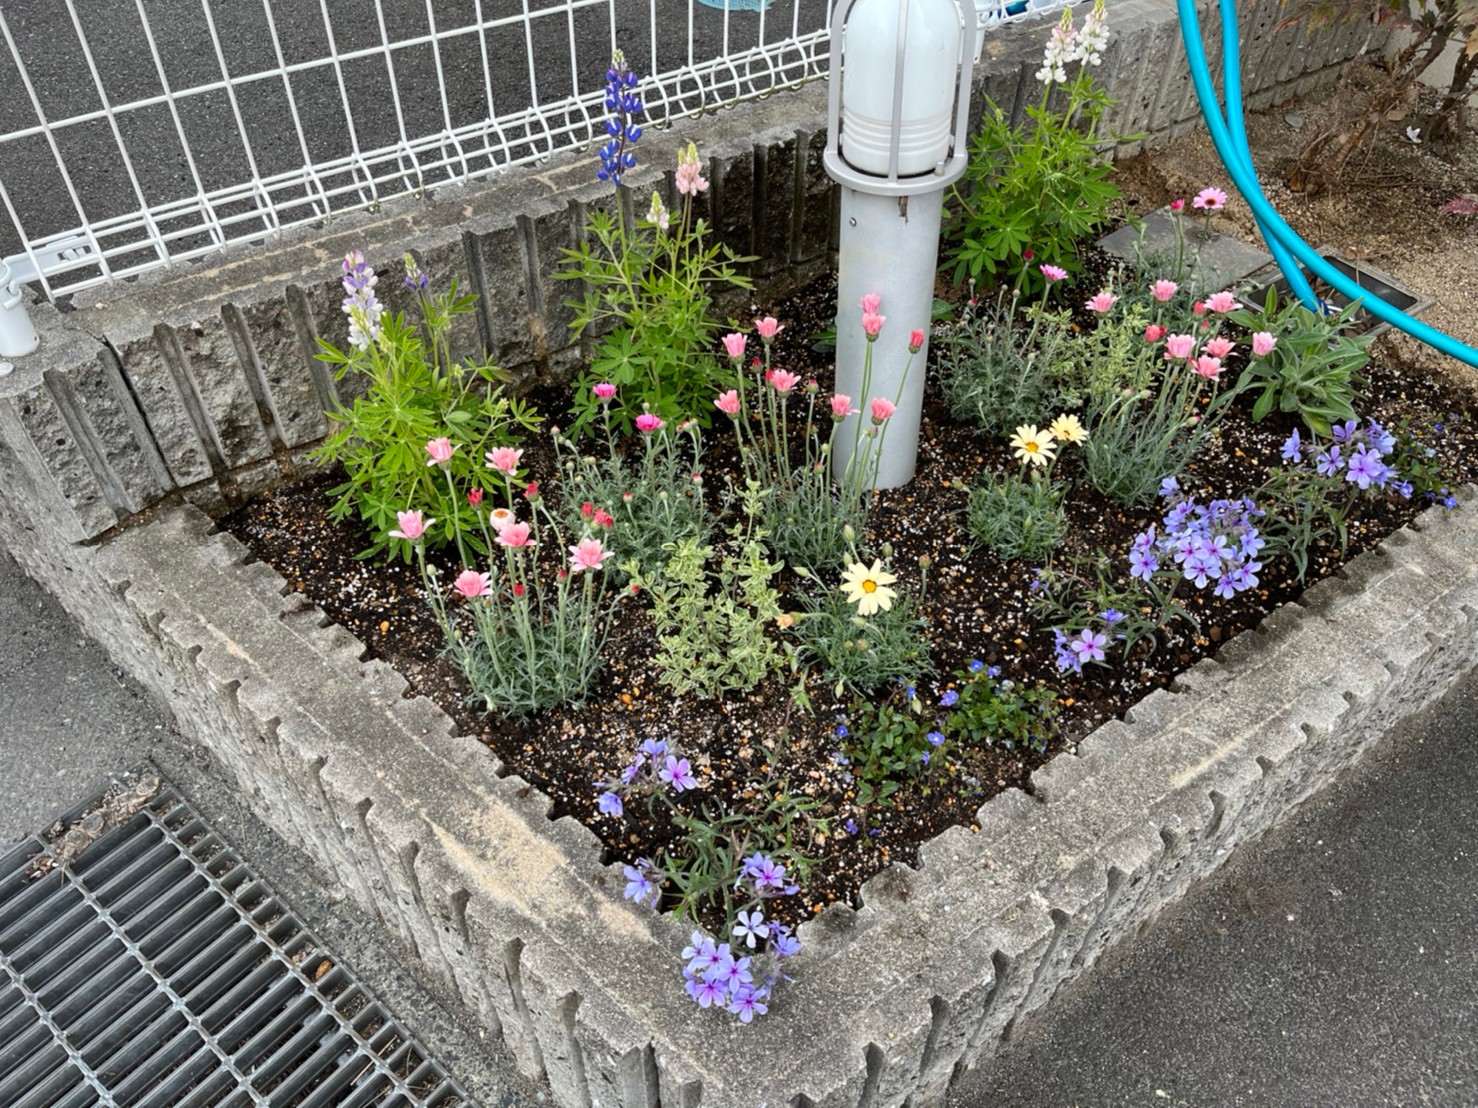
[791,553,934,696]
[1228,288,1370,436]
[839,682,937,805]
[627,482,789,699]
[312,251,540,560]
[397,465,624,717]
[944,662,1059,754]
[1058,297,1160,409]
[559,141,753,438]
[937,294,1072,440]
[553,400,715,585]
[965,468,1067,563]
[944,2,1124,293]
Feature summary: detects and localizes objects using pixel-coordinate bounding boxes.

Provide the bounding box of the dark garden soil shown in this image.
[224,257,1478,931]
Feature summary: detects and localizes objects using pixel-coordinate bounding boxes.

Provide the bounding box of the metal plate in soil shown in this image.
[0,772,471,1108]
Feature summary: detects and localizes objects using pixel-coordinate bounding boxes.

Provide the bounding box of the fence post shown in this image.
[0,260,39,358]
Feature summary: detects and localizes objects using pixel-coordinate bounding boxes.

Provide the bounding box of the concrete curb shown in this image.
[0,0,1383,543]
[2,473,1472,1105]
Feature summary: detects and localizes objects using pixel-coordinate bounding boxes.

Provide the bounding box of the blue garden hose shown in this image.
[1177,0,1478,368]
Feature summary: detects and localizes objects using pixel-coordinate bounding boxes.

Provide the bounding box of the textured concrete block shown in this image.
[167,315,273,468]
[0,385,120,539]
[227,296,330,448]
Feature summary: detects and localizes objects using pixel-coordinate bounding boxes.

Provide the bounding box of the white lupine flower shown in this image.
[1073,1,1109,66]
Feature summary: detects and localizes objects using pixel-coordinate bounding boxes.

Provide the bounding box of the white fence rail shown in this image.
[0,0,1066,300]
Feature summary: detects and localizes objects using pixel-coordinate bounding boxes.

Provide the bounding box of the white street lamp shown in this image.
[825,0,975,488]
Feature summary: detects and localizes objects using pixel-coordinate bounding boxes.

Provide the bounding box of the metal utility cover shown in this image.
[0,771,470,1108]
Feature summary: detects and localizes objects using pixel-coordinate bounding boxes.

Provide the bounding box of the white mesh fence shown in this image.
[0,0,1070,299]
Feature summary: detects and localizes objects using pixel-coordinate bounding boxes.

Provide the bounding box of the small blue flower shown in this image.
[987,665,1001,678]
[623,861,659,908]
[1159,475,1181,498]
[835,725,849,739]
[939,689,959,708]
[1280,428,1302,464]
[926,730,945,747]
[968,659,984,673]
[597,791,623,817]
[844,818,858,835]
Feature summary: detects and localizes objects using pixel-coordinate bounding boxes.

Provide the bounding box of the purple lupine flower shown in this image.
[659,755,697,792]
[597,52,644,184]
[732,909,770,949]
[597,791,623,817]
[1315,446,1343,477]
[340,250,383,350]
[1281,428,1302,463]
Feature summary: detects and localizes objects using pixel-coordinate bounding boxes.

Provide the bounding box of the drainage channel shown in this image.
[0,771,472,1107]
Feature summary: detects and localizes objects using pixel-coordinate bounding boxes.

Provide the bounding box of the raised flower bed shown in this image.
[0,4,1467,1104]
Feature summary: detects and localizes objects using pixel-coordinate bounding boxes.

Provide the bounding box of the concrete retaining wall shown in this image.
[2,424,1472,1106]
[0,0,1385,543]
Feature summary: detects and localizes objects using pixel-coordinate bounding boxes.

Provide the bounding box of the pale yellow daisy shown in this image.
[1048,412,1088,444]
[1009,425,1058,467]
[839,560,898,617]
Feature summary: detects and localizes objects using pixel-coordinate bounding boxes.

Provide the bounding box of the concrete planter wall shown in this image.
[0,2,1426,1105]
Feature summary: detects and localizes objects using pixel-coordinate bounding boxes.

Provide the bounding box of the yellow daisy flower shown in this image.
[1009,425,1058,467]
[839,560,898,617]
[1049,412,1088,444]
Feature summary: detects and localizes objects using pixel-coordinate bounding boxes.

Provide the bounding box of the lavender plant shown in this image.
[937,292,1073,441]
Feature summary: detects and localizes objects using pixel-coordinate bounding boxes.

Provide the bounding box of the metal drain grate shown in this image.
[0,772,470,1108]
